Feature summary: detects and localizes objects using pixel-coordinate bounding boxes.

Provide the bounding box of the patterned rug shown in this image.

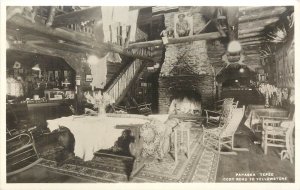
[37,128,219,183]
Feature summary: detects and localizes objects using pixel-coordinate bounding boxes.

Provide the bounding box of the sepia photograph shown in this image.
[0,1,298,190]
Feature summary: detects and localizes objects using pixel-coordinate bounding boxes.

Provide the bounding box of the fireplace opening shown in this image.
[168,89,202,115]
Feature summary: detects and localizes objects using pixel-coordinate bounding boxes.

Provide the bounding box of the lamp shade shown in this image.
[228,40,242,53]
[32,64,41,71]
[13,61,21,69]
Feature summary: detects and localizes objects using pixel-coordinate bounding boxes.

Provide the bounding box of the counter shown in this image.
[7,101,74,129]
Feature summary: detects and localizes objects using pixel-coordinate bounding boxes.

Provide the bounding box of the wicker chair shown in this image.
[202,105,248,155]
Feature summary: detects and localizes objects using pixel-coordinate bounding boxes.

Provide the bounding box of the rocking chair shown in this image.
[7,127,41,176]
[202,105,248,155]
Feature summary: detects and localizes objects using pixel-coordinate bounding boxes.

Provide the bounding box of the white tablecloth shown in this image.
[47,115,150,161]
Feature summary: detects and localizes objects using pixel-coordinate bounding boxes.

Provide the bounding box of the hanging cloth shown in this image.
[88,54,108,89]
[101,6,138,43]
[101,6,114,42]
[128,9,139,42]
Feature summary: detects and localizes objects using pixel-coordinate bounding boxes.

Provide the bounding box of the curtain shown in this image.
[101,6,139,43]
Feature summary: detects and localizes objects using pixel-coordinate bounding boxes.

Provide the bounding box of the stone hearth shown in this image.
[158,75,215,114]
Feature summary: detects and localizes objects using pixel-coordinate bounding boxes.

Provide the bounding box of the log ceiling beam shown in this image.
[245,54,261,58]
[239,6,268,12]
[239,7,286,23]
[52,6,150,28]
[8,15,96,47]
[244,52,260,57]
[9,42,84,71]
[127,32,221,49]
[239,26,265,35]
[244,49,260,54]
[238,32,262,39]
[239,36,265,43]
[52,6,102,28]
[241,40,264,46]
[243,45,261,51]
[239,17,279,29]
[7,15,155,61]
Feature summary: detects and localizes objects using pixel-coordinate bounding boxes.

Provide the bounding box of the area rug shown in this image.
[37,128,219,183]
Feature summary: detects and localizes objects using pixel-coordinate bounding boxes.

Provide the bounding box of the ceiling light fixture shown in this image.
[228,40,242,53]
[239,68,245,73]
[32,63,41,71]
[87,54,99,65]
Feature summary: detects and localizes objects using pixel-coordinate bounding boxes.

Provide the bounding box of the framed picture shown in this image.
[174,12,193,38]
[86,74,93,82]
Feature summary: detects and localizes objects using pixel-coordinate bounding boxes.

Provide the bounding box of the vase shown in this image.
[97,104,106,116]
[265,96,270,108]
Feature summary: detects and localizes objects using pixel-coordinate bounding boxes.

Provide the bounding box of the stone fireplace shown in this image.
[158,9,216,114]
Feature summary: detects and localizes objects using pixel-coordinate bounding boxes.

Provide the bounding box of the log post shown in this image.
[226,7,239,41]
[46,7,57,27]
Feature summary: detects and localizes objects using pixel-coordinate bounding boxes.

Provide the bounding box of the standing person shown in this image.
[176,13,191,37]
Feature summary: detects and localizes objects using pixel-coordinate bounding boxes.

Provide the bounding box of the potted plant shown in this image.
[84,91,115,116]
[258,83,278,108]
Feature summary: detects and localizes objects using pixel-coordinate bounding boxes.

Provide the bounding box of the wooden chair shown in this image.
[6,127,41,176]
[202,106,248,155]
[261,114,295,163]
[204,98,237,128]
[214,98,235,113]
[130,97,152,115]
[111,104,128,114]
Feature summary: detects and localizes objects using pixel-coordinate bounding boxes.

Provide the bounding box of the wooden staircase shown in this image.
[103,58,147,105]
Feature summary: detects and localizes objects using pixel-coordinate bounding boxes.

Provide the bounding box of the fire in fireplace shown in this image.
[168,90,202,115]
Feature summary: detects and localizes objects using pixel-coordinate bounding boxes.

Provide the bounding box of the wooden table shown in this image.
[47,114,171,179]
[244,105,289,133]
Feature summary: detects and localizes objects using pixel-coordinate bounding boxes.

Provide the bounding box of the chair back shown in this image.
[222,98,234,107]
[214,98,234,111]
[221,106,245,137]
[219,103,235,128]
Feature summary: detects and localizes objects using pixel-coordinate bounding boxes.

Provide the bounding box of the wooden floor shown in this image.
[7,121,295,183]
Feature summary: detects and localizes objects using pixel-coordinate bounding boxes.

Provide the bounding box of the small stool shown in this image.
[174,123,190,164]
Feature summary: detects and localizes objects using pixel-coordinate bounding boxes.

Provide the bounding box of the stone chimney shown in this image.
[158,8,216,114]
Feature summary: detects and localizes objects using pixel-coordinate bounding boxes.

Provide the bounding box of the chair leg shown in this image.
[187,129,190,158]
[261,131,264,149]
[174,129,178,164]
[286,133,293,164]
[231,136,234,150]
[263,133,268,155]
[218,139,221,154]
